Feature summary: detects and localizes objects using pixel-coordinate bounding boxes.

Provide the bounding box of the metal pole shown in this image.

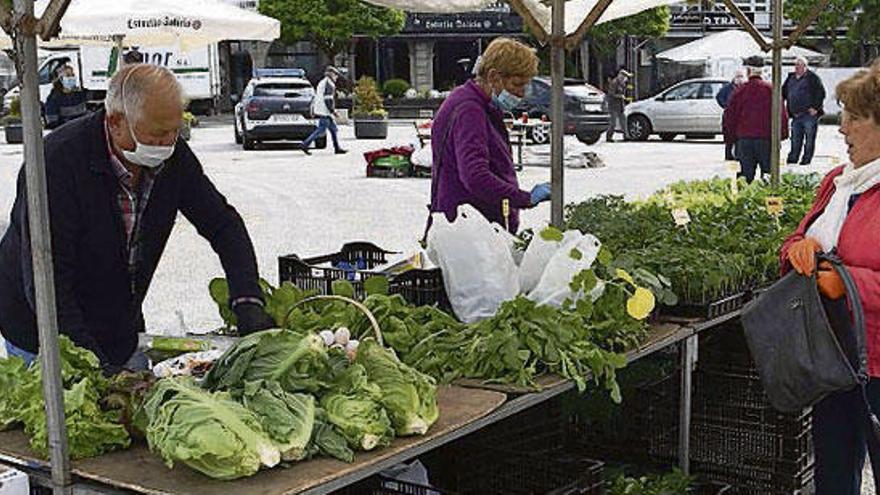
[770,0,783,186]
[12,0,71,493]
[678,335,698,474]
[550,0,565,227]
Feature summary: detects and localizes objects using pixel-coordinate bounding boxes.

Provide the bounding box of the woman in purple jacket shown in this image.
[426,38,551,235]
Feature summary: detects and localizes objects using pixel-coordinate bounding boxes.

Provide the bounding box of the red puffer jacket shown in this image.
[780,166,880,376]
[724,76,789,141]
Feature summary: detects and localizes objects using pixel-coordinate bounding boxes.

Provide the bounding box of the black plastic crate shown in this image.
[278,242,450,310]
[693,460,814,495]
[458,397,566,454]
[660,289,752,320]
[568,360,681,464]
[454,448,604,495]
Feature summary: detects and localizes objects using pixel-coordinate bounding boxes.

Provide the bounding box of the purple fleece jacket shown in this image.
[427,79,531,233]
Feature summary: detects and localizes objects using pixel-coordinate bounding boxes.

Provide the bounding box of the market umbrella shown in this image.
[0,0,280,48]
[655,29,827,65]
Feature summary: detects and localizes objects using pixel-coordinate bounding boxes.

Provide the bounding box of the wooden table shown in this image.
[0,312,742,494]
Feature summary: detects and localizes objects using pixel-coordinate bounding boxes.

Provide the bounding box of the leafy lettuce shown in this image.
[142,377,280,480]
[355,340,439,436]
[320,364,394,451]
[239,380,315,461]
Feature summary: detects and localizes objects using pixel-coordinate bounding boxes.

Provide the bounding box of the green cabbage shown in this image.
[142,377,280,480]
[320,392,394,451]
[239,380,315,461]
[354,340,439,436]
[204,329,329,394]
[309,415,355,463]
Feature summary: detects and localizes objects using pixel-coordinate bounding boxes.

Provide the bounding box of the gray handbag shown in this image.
[741,253,869,413]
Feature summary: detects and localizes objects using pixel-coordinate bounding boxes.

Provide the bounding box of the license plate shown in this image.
[582,103,602,112]
[273,114,304,123]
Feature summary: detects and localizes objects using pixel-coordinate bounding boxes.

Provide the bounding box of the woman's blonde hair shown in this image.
[477,38,539,80]
[836,59,880,123]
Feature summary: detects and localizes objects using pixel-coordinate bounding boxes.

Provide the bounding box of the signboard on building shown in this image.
[220,0,259,11]
[670,9,756,30]
[404,10,523,34]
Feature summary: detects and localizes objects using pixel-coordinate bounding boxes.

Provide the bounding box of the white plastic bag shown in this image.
[410,146,433,168]
[527,233,602,308]
[518,226,581,294]
[426,205,519,323]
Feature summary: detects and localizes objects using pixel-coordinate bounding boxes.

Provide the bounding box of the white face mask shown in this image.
[119,66,176,168]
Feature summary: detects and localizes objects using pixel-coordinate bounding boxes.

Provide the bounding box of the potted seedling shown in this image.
[3,95,22,144]
[353,77,388,139]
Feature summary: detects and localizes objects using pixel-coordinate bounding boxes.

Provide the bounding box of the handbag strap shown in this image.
[819,252,880,459]
[818,252,867,381]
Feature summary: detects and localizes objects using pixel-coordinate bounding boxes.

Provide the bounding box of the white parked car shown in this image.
[233,75,325,150]
[624,78,728,141]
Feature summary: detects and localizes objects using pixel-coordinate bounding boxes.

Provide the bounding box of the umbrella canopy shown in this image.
[656,29,827,65]
[0,0,280,48]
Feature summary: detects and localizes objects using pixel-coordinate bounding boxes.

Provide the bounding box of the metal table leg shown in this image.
[679,335,698,474]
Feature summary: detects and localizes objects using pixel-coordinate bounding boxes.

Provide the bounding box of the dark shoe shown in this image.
[799,161,811,166]
[300,145,311,155]
[334,148,348,155]
[786,158,798,164]
[606,137,614,143]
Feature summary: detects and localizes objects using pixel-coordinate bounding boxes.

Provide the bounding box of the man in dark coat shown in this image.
[0,64,274,371]
[783,55,826,165]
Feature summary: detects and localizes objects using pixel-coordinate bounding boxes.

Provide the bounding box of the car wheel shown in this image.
[243,133,256,150]
[659,133,677,142]
[234,121,242,144]
[316,136,327,149]
[627,115,651,141]
[576,132,601,145]
[528,125,550,145]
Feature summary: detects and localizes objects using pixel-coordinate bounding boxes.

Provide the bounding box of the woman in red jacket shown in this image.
[779,60,880,493]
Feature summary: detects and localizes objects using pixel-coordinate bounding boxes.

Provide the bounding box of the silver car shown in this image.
[624,78,728,141]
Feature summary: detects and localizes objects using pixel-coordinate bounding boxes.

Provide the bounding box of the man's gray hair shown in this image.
[794,55,809,67]
[105,64,186,120]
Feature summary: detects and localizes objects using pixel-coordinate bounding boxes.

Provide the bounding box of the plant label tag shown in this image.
[724,161,740,174]
[672,208,691,226]
[502,199,510,217]
[765,196,784,216]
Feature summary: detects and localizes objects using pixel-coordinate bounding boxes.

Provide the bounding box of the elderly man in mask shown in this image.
[0,64,274,372]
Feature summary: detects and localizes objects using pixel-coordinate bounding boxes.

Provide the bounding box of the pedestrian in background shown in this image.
[724,56,788,182]
[44,64,87,129]
[301,65,347,155]
[605,68,631,142]
[783,55,826,165]
[716,68,746,160]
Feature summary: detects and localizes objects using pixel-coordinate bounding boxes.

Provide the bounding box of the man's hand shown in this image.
[234,302,276,335]
[817,261,846,300]
[787,237,822,275]
[808,108,818,116]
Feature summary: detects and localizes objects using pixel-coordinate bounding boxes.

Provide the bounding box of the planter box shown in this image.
[354,117,388,139]
[4,123,22,144]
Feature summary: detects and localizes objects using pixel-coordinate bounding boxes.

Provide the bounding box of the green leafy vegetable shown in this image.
[355,340,439,436]
[203,329,330,394]
[320,365,394,450]
[239,380,316,461]
[142,377,280,480]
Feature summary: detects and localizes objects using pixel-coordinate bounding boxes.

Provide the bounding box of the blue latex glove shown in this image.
[530,183,552,205]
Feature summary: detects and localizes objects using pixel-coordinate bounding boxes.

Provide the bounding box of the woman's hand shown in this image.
[817,261,846,299]
[787,237,822,275]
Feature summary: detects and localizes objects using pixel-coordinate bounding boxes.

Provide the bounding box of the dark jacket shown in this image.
[724,76,789,141]
[428,79,530,233]
[44,87,88,129]
[0,110,263,365]
[782,70,826,117]
[715,82,736,109]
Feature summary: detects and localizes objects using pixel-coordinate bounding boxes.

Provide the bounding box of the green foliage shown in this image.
[588,6,671,57]
[382,78,411,98]
[238,380,316,462]
[259,0,404,59]
[566,174,820,305]
[0,336,131,459]
[784,0,861,64]
[353,77,387,118]
[320,365,394,450]
[2,95,20,125]
[607,468,694,494]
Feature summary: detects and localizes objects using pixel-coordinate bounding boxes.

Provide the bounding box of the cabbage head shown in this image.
[239,380,315,461]
[142,377,280,480]
[204,329,329,393]
[320,364,393,450]
[354,340,439,436]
